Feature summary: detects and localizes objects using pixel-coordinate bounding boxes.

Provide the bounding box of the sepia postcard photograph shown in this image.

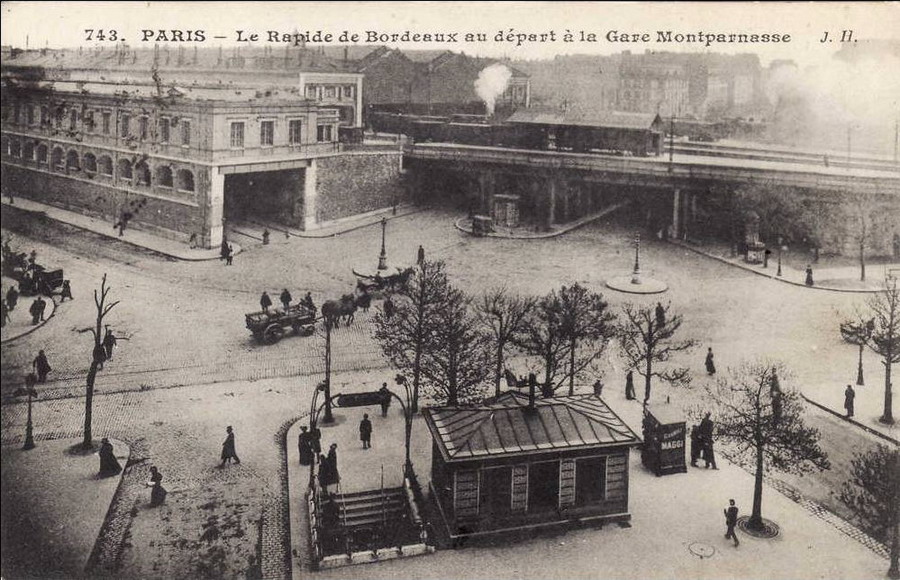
[1,2,899,579]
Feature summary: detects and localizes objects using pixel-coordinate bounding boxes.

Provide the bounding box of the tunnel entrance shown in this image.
[223,168,305,228]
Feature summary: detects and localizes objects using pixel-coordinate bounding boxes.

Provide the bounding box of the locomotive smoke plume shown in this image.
[475,64,513,116]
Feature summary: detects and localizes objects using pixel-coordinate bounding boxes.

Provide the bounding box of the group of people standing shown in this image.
[260,290,315,313]
[690,412,718,470]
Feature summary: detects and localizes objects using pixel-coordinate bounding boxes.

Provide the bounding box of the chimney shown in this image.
[343,46,349,67]
[527,372,537,412]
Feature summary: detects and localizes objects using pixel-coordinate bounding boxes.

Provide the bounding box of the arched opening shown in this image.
[51,147,64,170]
[134,161,151,186]
[66,149,80,172]
[36,143,48,164]
[23,141,35,162]
[155,165,174,188]
[98,155,113,176]
[117,158,133,182]
[83,152,97,174]
[176,168,195,192]
[10,138,22,158]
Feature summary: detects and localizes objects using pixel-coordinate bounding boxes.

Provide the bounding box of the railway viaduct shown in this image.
[405,143,900,244]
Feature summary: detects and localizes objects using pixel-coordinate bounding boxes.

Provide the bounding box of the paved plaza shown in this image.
[1,205,896,579]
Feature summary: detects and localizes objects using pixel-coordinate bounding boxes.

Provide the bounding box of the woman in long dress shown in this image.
[148,466,167,506]
[705,348,716,375]
[98,437,122,476]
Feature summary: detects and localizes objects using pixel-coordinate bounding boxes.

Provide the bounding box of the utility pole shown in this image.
[322,318,334,423]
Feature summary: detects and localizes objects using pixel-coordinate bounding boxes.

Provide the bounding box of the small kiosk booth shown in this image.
[640,405,687,476]
[423,392,641,541]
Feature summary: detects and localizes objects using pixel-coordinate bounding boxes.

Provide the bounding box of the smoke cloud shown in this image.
[766,54,900,153]
[475,63,513,116]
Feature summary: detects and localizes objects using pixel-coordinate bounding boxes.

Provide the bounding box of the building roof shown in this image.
[506,108,661,130]
[423,392,641,463]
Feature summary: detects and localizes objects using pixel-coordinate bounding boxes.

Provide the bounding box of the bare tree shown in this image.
[840,313,875,386]
[515,289,568,396]
[81,274,120,449]
[840,444,900,579]
[557,283,616,396]
[703,361,830,531]
[618,302,695,403]
[476,287,535,397]
[420,286,492,405]
[372,259,450,413]
[844,198,876,282]
[865,275,900,424]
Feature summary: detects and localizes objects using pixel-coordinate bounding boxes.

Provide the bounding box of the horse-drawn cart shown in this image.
[246,304,316,344]
[352,266,414,295]
[19,268,65,297]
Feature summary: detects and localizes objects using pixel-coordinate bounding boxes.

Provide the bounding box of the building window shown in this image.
[181,120,191,146]
[306,85,317,98]
[10,139,21,158]
[83,153,97,174]
[84,111,95,132]
[55,107,65,127]
[120,113,131,138]
[289,120,303,145]
[324,86,337,98]
[527,461,560,511]
[69,110,78,131]
[102,112,111,135]
[343,85,354,99]
[23,141,35,161]
[36,144,48,164]
[260,120,274,147]
[176,169,195,192]
[117,158,133,181]
[159,118,170,143]
[27,106,35,125]
[98,155,113,176]
[66,150,80,172]
[134,161,151,185]
[575,456,607,505]
[139,117,149,140]
[316,124,333,142]
[51,147,64,170]
[156,165,173,188]
[230,122,245,149]
[41,106,49,126]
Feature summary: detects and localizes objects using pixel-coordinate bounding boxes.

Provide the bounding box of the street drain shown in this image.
[689,542,716,559]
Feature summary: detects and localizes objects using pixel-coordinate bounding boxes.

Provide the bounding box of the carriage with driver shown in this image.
[353,266,414,295]
[246,303,317,344]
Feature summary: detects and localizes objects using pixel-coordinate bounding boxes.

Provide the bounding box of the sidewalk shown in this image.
[672,238,898,294]
[0,437,129,579]
[1,276,56,344]
[1,198,235,261]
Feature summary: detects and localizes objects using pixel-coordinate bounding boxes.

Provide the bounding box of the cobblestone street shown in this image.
[1,207,895,579]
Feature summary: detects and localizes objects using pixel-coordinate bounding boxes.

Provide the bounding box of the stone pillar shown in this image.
[303,160,318,230]
[672,188,682,239]
[546,176,557,231]
[207,168,225,249]
[478,171,495,215]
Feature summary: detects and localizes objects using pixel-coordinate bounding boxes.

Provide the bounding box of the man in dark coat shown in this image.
[844,384,856,418]
[379,383,391,417]
[33,350,51,383]
[655,302,666,328]
[302,292,315,312]
[280,289,292,311]
[98,437,122,476]
[724,499,740,547]
[417,245,425,265]
[60,280,73,301]
[360,414,373,449]
[93,342,107,371]
[699,412,718,469]
[309,426,322,454]
[29,297,43,325]
[102,327,118,360]
[705,348,716,376]
[260,291,272,313]
[625,370,636,400]
[325,443,340,491]
[298,426,313,466]
[221,425,241,465]
[805,265,814,287]
[6,285,19,311]
[690,425,701,467]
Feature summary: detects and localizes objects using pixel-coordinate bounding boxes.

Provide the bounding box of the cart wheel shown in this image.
[297,324,315,337]
[252,331,264,342]
[264,324,285,344]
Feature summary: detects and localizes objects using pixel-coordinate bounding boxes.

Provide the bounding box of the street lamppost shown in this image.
[631,233,642,285]
[378,217,388,271]
[322,317,334,424]
[393,374,415,478]
[22,375,38,450]
[776,235,784,277]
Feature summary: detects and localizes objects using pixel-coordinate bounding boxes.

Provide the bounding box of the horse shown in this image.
[321,294,358,327]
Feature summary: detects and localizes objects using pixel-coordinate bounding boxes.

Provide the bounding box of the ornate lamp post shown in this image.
[322,317,334,424]
[776,235,784,277]
[23,375,38,450]
[378,217,388,271]
[631,233,642,285]
[393,374,415,478]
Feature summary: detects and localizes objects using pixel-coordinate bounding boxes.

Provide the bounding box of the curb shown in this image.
[84,437,133,574]
[800,393,899,446]
[0,295,57,345]
[671,240,886,294]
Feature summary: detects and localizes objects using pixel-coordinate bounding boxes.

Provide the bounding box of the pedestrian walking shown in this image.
[102,327,118,360]
[690,425,701,467]
[262,229,270,245]
[705,347,717,376]
[417,245,425,265]
[148,466,167,506]
[309,426,322,454]
[221,426,241,465]
[29,297,43,325]
[220,240,230,262]
[280,288,292,311]
[844,384,856,418]
[317,453,330,490]
[379,383,391,417]
[360,413,372,449]
[383,296,395,319]
[1,299,9,328]
[33,350,51,383]
[6,285,19,310]
[625,370,636,400]
[655,302,665,328]
[225,244,234,266]
[805,265,814,287]
[298,426,313,466]
[260,291,272,313]
[98,437,122,477]
[60,280,73,301]
[699,412,718,469]
[325,443,340,492]
[724,499,740,547]
[93,342,107,371]
[593,379,604,397]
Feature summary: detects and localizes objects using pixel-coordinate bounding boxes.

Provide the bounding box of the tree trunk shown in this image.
[644,357,653,403]
[412,345,421,414]
[568,337,576,396]
[82,361,98,449]
[494,342,503,398]
[860,240,866,282]
[882,357,894,424]
[749,440,765,529]
[888,517,900,579]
